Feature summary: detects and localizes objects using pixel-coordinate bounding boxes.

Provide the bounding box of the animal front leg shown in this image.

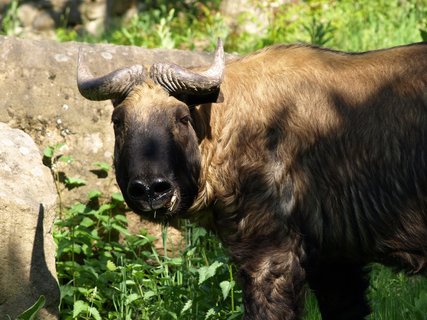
[238,247,306,320]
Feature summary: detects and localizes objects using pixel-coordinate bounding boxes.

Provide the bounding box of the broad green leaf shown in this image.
[65,177,87,187]
[143,291,156,300]
[198,261,223,284]
[88,189,101,200]
[58,155,74,163]
[98,203,114,213]
[125,293,140,305]
[43,143,65,158]
[112,223,131,236]
[192,227,207,243]
[43,146,54,158]
[73,300,88,317]
[169,257,183,266]
[205,308,216,319]
[112,192,124,203]
[80,217,95,227]
[106,260,117,271]
[220,280,235,300]
[181,299,192,314]
[93,161,111,172]
[68,203,87,214]
[113,214,128,223]
[88,306,101,320]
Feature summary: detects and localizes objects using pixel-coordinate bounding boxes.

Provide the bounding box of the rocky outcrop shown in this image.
[0,122,59,319]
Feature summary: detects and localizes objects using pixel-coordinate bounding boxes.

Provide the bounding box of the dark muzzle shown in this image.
[127,177,174,211]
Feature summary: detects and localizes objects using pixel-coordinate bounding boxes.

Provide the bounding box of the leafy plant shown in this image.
[303,15,335,47]
[43,143,88,214]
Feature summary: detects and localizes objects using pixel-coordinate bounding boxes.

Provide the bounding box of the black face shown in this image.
[111,97,201,223]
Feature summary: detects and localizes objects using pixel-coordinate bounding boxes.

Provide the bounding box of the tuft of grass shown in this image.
[368,264,427,320]
[239,0,425,53]
[52,0,425,54]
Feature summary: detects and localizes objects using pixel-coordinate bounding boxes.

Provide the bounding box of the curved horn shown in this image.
[77,48,146,102]
[149,38,225,96]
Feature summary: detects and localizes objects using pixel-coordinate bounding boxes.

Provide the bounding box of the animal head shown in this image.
[77,40,224,223]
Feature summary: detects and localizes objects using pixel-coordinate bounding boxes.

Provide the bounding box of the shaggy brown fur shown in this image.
[191,42,427,319]
[82,42,427,320]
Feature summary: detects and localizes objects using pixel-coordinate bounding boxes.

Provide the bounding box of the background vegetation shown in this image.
[53,0,426,52]
[2,0,427,319]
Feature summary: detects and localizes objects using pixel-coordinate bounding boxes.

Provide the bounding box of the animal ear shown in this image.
[149,38,225,106]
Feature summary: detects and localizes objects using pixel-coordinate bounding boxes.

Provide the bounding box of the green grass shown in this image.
[368,265,427,320]
[51,0,426,53]
[252,0,426,52]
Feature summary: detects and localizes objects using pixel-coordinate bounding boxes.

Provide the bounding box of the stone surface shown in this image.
[0,122,59,319]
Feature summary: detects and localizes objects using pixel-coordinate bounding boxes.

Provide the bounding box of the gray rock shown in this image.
[0,122,59,319]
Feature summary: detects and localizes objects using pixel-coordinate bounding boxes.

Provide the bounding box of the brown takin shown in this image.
[77,39,427,320]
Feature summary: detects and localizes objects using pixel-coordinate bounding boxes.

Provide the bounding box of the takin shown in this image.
[77,40,427,320]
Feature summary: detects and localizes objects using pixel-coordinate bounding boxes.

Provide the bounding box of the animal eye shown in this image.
[111,114,123,128]
[180,115,191,125]
[112,117,121,127]
[111,107,125,128]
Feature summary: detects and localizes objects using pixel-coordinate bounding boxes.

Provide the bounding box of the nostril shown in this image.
[151,179,173,196]
[127,180,149,200]
[127,179,173,202]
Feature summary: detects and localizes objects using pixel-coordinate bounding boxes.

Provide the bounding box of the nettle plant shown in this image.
[43,144,243,319]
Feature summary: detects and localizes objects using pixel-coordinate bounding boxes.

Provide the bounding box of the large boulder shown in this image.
[0,122,59,319]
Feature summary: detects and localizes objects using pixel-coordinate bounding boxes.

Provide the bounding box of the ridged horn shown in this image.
[77,48,146,102]
[149,38,225,96]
